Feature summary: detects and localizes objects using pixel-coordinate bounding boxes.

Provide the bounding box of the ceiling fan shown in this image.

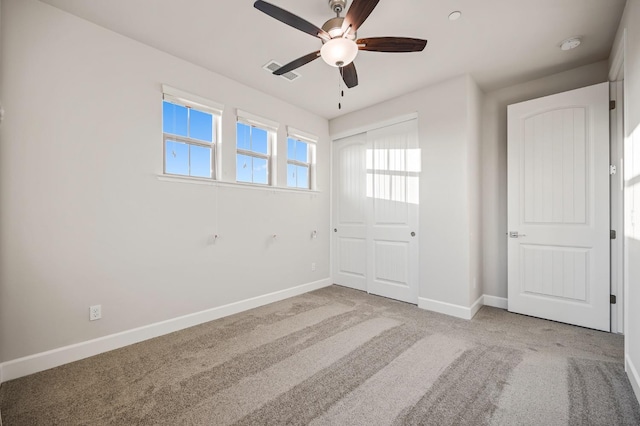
[254,0,428,89]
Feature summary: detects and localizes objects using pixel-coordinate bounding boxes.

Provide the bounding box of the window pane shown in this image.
[253,157,268,184]
[237,122,251,151]
[190,109,213,142]
[287,163,296,187]
[190,145,211,178]
[287,138,296,160]
[252,127,268,154]
[236,154,252,182]
[296,141,308,163]
[163,101,188,137]
[296,164,309,189]
[165,140,189,175]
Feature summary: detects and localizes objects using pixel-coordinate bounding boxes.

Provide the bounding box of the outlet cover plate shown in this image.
[89,305,102,321]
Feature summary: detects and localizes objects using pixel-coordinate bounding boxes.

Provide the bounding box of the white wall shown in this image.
[0,0,3,376]
[612,0,640,403]
[481,61,610,299]
[330,75,483,311]
[0,0,330,364]
[467,77,484,305]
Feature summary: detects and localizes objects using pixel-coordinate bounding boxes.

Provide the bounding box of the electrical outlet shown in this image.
[311,262,316,272]
[89,305,102,321]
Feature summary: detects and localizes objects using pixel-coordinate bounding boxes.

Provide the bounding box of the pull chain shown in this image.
[338,69,345,110]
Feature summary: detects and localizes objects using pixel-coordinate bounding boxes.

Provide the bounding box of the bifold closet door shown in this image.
[332,132,368,291]
[332,120,419,304]
[366,120,419,304]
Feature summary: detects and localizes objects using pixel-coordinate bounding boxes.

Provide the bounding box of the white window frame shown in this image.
[287,126,317,190]
[162,85,223,180]
[236,110,278,186]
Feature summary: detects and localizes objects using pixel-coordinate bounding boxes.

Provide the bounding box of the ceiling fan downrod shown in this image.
[328,0,346,16]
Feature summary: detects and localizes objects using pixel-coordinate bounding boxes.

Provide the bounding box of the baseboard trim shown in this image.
[483,295,508,310]
[0,278,332,383]
[626,355,640,405]
[418,294,509,321]
[418,295,483,320]
[469,295,484,319]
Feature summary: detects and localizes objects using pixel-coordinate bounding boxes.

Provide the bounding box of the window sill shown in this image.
[156,174,321,194]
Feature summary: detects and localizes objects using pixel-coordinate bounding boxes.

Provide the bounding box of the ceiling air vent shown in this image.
[263,61,301,82]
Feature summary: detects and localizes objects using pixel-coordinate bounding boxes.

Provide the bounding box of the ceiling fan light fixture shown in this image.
[321,37,358,67]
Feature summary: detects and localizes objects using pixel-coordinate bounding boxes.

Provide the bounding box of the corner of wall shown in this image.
[466,75,485,304]
[612,0,640,406]
[482,294,508,310]
[626,355,640,405]
[609,0,629,81]
[418,294,484,320]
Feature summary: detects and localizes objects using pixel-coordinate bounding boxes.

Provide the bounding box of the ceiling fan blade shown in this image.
[341,0,380,33]
[357,37,428,52]
[254,1,330,40]
[340,62,358,88]
[273,51,321,75]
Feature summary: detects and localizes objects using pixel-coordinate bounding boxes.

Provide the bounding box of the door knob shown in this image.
[509,232,527,238]
[411,231,416,237]
[334,228,337,232]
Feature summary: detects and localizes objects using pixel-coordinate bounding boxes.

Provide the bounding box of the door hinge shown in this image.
[610,294,617,304]
[610,165,617,175]
[611,230,617,239]
[610,100,616,110]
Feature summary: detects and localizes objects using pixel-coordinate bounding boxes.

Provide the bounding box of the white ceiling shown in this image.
[39,0,626,119]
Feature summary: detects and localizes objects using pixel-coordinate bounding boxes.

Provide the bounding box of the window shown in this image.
[162,86,221,179]
[236,112,276,185]
[287,138,310,189]
[287,127,317,190]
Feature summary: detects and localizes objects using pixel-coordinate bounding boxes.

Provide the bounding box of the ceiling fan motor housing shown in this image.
[322,17,356,40]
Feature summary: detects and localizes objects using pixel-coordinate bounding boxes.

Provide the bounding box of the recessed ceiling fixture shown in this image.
[448,11,462,21]
[560,37,582,51]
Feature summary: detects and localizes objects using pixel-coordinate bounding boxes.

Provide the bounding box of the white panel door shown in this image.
[367,120,420,303]
[332,120,419,304]
[507,82,610,331]
[332,133,368,291]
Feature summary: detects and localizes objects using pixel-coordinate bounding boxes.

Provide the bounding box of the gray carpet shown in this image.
[0,285,638,425]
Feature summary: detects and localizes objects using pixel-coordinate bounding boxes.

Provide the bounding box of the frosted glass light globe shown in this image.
[320,38,358,67]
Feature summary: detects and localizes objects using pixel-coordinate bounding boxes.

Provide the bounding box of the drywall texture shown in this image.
[480,61,609,299]
[0,0,330,362]
[330,75,484,309]
[613,0,640,402]
[467,77,484,305]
